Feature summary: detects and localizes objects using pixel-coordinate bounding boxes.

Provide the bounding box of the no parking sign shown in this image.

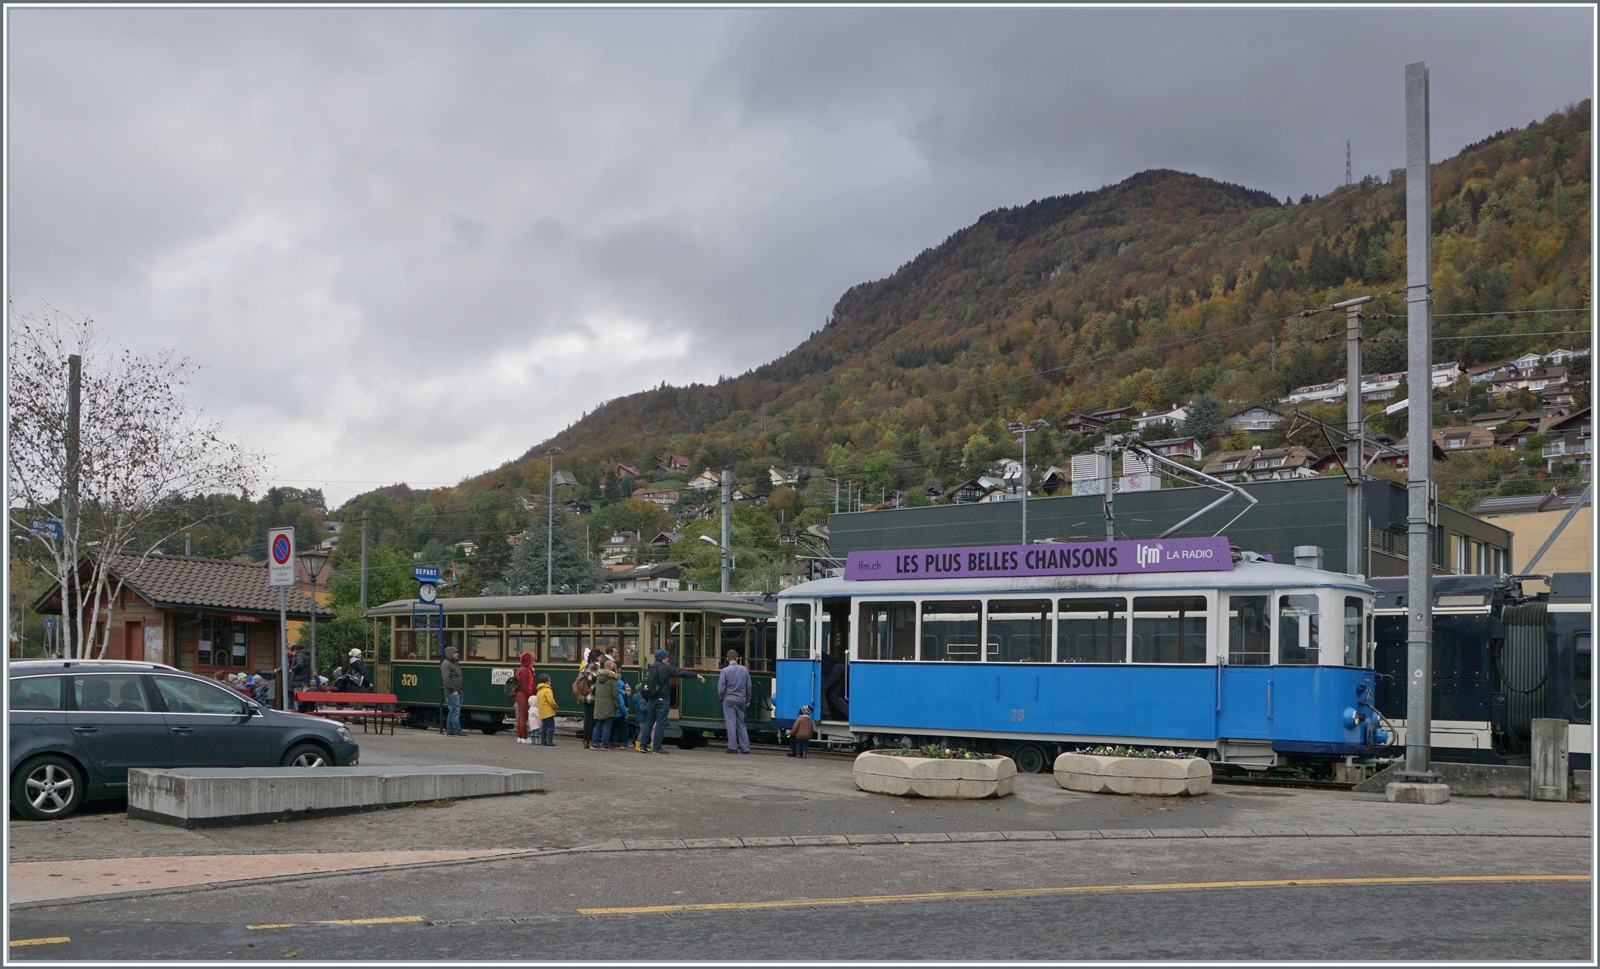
[267,527,296,587]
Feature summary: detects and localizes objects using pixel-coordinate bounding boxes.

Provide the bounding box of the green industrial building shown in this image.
[827,476,1512,578]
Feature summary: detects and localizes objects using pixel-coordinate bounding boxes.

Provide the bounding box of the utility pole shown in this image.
[1101,439,1117,542]
[1334,295,1374,576]
[359,513,369,609]
[185,532,192,556]
[545,447,564,595]
[65,353,81,655]
[1398,61,1442,797]
[1346,140,1352,186]
[1009,419,1052,545]
[720,469,732,594]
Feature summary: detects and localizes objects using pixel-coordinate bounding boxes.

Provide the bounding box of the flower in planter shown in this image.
[875,744,1001,760]
[1075,745,1194,759]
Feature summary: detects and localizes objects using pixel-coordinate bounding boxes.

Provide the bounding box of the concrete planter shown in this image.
[852,751,1016,799]
[1053,753,1211,796]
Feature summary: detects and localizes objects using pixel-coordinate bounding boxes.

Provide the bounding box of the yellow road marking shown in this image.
[249,916,425,930]
[578,874,1591,915]
[9,937,70,947]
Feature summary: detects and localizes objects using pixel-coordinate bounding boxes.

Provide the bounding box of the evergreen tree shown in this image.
[495,514,605,595]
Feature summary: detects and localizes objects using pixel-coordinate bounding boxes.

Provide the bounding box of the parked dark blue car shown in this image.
[9,659,359,820]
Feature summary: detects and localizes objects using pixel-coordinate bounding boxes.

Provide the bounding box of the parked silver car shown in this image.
[9,659,359,820]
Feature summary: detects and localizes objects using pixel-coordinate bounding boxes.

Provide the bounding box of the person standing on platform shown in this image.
[513,651,537,744]
[440,646,465,736]
[788,705,814,758]
[639,649,704,754]
[289,645,313,712]
[717,650,752,755]
[535,673,557,746]
[592,660,622,750]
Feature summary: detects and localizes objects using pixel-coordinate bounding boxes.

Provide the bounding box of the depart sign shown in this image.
[843,536,1233,581]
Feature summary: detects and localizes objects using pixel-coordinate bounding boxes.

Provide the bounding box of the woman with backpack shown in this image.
[574,654,602,748]
[513,651,537,744]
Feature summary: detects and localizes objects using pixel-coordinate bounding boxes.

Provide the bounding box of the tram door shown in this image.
[821,598,852,722]
[775,600,821,726]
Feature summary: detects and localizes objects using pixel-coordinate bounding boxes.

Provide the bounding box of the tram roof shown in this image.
[776,560,1374,598]
[363,590,775,619]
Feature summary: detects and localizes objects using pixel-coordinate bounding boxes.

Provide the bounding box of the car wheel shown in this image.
[282,743,331,768]
[12,755,85,821]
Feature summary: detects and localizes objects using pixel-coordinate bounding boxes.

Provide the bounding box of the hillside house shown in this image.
[1038,466,1070,495]
[944,478,1001,504]
[1091,406,1140,424]
[1202,446,1321,483]
[659,454,690,473]
[1143,436,1204,461]
[599,531,642,565]
[1542,408,1592,472]
[688,469,722,491]
[768,467,803,487]
[1434,425,1495,454]
[563,498,593,514]
[1133,405,1187,432]
[632,488,680,509]
[1546,347,1590,366]
[453,540,478,557]
[1221,405,1286,434]
[608,562,685,592]
[615,463,639,477]
[1492,365,1567,397]
[32,554,329,688]
[550,470,580,488]
[1060,412,1107,433]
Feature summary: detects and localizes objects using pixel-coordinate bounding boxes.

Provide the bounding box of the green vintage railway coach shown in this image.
[363,592,778,746]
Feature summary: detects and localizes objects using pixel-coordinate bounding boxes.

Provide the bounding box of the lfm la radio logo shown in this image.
[1135,542,1163,569]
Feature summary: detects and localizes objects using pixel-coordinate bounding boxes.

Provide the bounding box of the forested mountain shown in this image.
[448,102,1588,497]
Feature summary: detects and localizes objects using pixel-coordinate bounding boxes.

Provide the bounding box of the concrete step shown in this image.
[127,766,543,828]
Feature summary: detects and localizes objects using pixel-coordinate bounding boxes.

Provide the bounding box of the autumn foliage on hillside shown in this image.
[342,102,1589,565]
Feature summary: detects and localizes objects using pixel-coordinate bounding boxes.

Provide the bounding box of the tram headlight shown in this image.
[1342,707,1365,730]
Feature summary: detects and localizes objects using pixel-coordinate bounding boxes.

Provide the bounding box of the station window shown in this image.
[509,632,543,663]
[860,602,916,661]
[196,617,244,668]
[467,631,503,662]
[1278,594,1320,665]
[784,604,811,660]
[986,600,1050,663]
[1226,595,1270,666]
[1343,597,1364,667]
[1057,598,1126,663]
[1132,596,1207,664]
[920,601,981,662]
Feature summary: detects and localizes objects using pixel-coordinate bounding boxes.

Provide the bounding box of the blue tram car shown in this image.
[773,542,1387,774]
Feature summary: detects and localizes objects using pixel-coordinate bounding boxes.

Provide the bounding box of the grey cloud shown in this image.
[6,7,1589,500]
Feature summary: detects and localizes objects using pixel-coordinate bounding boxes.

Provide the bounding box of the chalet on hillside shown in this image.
[1542,408,1592,472]
[688,469,722,491]
[1434,425,1496,454]
[1143,436,1203,461]
[632,488,680,508]
[608,562,685,592]
[1202,446,1321,483]
[1221,405,1286,434]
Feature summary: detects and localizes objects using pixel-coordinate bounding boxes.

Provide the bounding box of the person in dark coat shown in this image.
[821,652,848,721]
[289,646,314,712]
[440,646,465,736]
[639,649,704,754]
[346,649,368,692]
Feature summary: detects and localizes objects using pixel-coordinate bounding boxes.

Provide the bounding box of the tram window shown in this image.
[394,631,428,660]
[443,630,464,656]
[622,631,640,666]
[618,612,640,629]
[393,616,411,629]
[1343,598,1364,667]
[467,614,503,629]
[1057,598,1126,663]
[594,612,617,627]
[506,613,527,628]
[445,614,464,629]
[509,633,543,663]
[1132,597,1207,664]
[785,604,812,660]
[987,600,1050,663]
[860,602,916,661]
[921,601,981,662]
[1278,595,1320,665]
[548,632,582,663]
[467,631,503,662]
[593,630,622,663]
[1227,595,1270,666]
[1575,634,1590,711]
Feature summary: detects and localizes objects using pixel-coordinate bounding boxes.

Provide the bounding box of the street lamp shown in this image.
[545,447,565,596]
[298,547,331,688]
[699,534,737,584]
[1007,419,1053,545]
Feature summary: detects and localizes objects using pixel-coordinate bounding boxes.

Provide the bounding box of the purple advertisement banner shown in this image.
[844,536,1234,581]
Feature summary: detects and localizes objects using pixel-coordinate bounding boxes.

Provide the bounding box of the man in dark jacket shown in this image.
[440,646,465,736]
[289,646,314,712]
[639,649,704,754]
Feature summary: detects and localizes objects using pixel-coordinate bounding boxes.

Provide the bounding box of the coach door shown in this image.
[774,601,820,726]
[820,597,852,722]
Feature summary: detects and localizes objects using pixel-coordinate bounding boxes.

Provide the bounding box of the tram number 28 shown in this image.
[1009,709,1025,722]
[400,673,419,687]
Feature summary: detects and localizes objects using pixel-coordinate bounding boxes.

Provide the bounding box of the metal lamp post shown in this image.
[545,446,565,596]
[298,547,331,687]
[699,534,736,587]
[1008,419,1052,545]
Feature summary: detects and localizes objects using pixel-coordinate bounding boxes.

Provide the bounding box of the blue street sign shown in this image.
[414,566,441,583]
[42,617,56,630]
[28,518,64,540]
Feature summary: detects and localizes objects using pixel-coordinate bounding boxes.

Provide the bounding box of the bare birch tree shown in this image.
[7,302,261,657]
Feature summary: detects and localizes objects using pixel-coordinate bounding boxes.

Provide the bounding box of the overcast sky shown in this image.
[6,6,1592,505]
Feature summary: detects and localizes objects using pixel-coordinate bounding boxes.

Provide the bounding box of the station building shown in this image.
[827,475,1512,579]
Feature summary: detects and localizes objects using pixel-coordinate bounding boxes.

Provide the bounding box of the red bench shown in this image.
[293,691,403,735]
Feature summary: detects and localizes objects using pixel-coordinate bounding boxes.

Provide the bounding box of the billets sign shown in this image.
[843,536,1233,581]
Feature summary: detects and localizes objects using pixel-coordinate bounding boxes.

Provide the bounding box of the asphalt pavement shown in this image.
[7,723,1594,960]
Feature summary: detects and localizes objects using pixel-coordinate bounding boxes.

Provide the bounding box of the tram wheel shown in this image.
[1012,744,1048,774]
